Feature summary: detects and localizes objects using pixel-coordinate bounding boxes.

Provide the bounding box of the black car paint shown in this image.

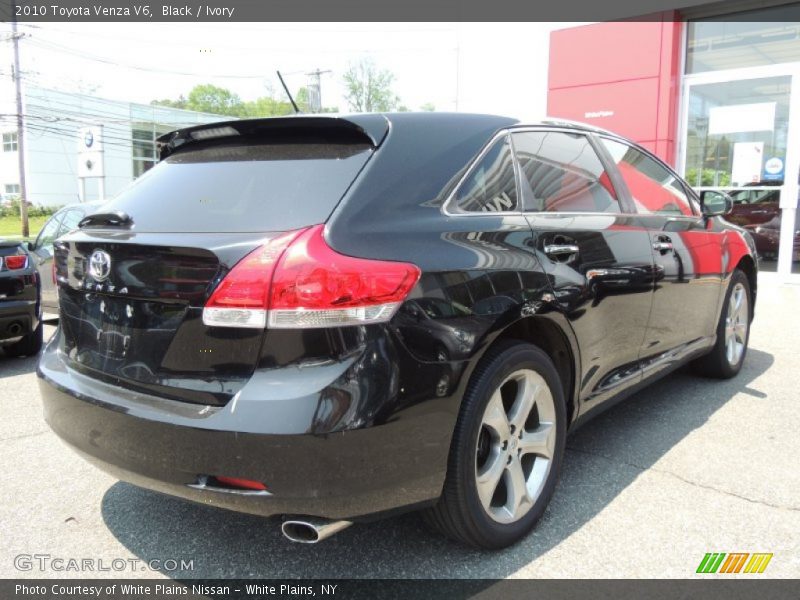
[38,114,756,522]
[0,241,40,344]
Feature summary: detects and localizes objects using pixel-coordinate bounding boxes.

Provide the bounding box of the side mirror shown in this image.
[26,241,35,252]
[700,190,733,217]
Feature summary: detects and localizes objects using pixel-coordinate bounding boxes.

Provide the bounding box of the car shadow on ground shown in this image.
[0,349,40,378]
[0,321,55,379]
[100,348,773,578]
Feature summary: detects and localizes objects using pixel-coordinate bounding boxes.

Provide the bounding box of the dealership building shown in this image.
[0,85,225,206]
[546,3,800,277]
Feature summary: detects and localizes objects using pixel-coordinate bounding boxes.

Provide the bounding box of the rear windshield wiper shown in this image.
[79,211,134,229]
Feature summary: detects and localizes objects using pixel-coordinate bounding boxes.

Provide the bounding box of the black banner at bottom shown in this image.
[3,579,800,600]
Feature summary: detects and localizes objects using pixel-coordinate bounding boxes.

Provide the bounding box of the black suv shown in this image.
[38,114,756,549]
[1,239,42,357]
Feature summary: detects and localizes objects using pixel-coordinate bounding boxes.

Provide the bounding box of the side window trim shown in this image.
[586,133,637,214]
[508,132,535,213]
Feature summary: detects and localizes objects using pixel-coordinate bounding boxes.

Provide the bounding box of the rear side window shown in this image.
[600,138,695,217]
[452,136,518,213]
[512,131,621,213]
[35,214,63,248]
[58,209,84,236]
[100,143,373,233]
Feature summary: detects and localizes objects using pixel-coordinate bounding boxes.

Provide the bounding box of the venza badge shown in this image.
[88,249,112,281]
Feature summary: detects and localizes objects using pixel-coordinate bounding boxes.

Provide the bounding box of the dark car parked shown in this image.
[28,202,102,312]
[725,183,780,228]
[743,214,800,262]
[38,114,757,549]
[0,239,42,357]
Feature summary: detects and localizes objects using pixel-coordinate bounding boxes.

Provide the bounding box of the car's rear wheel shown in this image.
[424,340,566,549]
[4,321,43,358]
[692,268,751,379]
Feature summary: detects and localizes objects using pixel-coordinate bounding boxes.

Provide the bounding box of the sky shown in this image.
[0,22,574,119]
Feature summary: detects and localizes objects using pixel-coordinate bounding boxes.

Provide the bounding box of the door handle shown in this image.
[544,244,579,257]
[652,241,674,253]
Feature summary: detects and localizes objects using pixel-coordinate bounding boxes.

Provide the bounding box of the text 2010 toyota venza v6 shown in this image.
[39,114,756,548]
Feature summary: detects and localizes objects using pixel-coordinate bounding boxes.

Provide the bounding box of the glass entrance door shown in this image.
[681,69,800,275]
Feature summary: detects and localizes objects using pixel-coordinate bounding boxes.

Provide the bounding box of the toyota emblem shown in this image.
[88,249,112,282]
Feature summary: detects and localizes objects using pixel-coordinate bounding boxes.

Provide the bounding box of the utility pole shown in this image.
[306,68,331,113]
[10,17,28,238]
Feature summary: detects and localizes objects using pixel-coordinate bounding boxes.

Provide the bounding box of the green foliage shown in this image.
[150,95,188,110]
[0,198,60,219]
[241,96,295,118]
[419,102,436,112]
[685,168,732,187]
[151,84,338,118]
[343,59,400,113]
[186,84,246,116]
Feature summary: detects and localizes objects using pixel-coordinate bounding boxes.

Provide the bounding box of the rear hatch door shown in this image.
[55,117,385,406]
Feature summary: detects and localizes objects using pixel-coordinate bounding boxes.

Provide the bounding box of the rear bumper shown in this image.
[38,328,463,521]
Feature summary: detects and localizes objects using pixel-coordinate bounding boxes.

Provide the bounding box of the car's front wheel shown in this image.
[424,340,566,549]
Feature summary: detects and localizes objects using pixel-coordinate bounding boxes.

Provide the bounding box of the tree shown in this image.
[186,84,246,116]
[420,102,436,112]
[342,58,400,113]
[151,83,339,119]
[151,95,187,110]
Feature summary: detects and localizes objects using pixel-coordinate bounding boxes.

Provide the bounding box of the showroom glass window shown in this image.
[453,136,518,213]
[512,131,621,213]
[601,138,695,216]
[686,8,800,74]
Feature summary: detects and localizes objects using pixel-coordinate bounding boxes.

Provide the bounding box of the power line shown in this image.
[26,37,272,80]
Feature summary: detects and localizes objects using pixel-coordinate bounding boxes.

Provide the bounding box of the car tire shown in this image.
[424,339,566,549]
[692,268,751,379]
[4,321,44,358]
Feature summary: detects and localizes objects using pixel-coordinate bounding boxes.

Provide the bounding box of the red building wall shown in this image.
[547,15,683,166]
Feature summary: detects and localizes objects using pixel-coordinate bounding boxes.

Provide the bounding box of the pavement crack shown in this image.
[565,445,800,512]
[0,430,49,443]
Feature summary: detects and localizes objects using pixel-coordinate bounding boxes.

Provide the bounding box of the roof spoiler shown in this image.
[156,114,390,160]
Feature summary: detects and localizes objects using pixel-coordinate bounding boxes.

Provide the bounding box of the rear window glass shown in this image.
[100,142,373,233]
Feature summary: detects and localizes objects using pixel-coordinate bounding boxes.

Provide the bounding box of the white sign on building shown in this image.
[77,125,105,178]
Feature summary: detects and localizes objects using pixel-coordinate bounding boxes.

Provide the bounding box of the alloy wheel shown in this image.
[725,282,748,366]
[475,369,556,524]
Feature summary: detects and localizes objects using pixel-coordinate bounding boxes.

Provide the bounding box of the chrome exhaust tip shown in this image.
[281,518,353,544]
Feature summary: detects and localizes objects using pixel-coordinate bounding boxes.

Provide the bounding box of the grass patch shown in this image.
[0,215,48,240]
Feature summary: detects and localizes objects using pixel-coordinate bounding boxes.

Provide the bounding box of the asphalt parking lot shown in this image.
[1,273,798,579]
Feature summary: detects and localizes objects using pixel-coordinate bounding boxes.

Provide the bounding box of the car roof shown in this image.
[156,112,520,159]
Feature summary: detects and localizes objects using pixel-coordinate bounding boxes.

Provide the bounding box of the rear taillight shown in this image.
[202,225,420,329]
[4,255,27,270]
